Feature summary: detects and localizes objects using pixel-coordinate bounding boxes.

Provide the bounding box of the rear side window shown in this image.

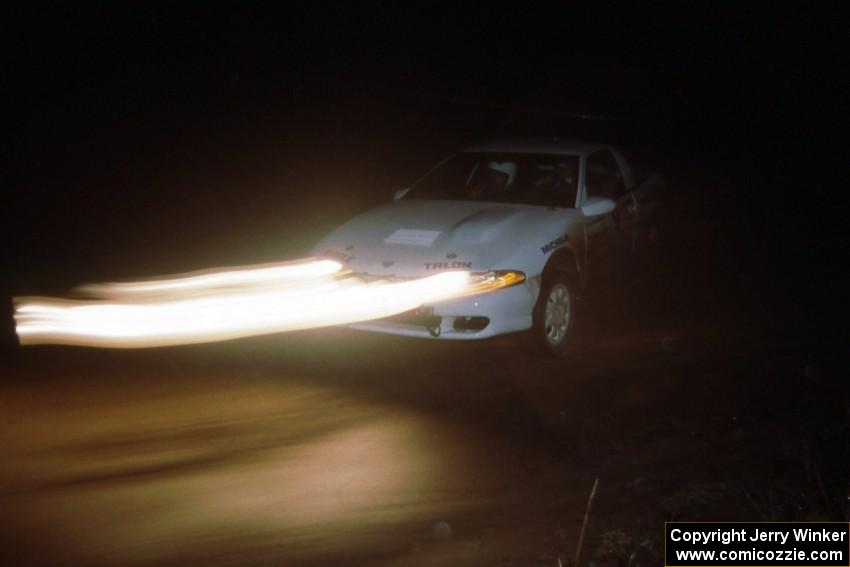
[586,150,626,200]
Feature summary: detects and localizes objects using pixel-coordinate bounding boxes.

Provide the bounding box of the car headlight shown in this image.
[466,270,526,294]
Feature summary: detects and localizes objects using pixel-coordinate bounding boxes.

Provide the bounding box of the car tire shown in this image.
[531,272,578,357]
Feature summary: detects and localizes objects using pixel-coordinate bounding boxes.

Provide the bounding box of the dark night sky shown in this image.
[6,4,847,323]
[14,4,843,141]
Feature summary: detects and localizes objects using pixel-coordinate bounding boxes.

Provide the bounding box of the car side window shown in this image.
[586,150,626,201]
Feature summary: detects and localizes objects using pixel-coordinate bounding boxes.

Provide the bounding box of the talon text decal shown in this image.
[425,261,472,270]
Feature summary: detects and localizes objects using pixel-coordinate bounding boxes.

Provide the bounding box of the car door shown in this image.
[583,149,639,279]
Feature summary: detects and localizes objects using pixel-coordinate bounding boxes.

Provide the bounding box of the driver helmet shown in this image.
[488,160,517,187]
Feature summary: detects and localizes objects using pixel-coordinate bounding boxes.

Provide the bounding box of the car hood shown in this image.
[313,199,575,277]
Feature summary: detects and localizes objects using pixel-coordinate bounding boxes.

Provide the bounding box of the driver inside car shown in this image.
[467,160,517,199]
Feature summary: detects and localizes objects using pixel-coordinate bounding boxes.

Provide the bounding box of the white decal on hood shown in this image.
[384,229,441,247]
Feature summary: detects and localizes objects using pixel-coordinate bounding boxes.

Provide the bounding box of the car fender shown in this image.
[544,245,580,278]
[501,222,584,306]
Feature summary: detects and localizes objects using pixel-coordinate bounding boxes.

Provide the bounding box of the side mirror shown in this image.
[393,188,410,201]
[581,196,616,217]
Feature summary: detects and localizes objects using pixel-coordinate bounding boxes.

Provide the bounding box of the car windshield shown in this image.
[405,152,580,207]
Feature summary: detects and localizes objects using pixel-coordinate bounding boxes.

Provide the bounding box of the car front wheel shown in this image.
[532,273,577,357]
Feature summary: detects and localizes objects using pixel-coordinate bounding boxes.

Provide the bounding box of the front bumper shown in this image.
[349,280,537,340]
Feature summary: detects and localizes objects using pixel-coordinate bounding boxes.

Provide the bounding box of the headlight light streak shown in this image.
[13,260,524,349]
[74,258,345,298]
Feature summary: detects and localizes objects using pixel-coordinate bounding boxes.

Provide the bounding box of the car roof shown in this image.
[462,137,607,157]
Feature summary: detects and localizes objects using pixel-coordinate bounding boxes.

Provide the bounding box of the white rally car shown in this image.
[312,138,664,355]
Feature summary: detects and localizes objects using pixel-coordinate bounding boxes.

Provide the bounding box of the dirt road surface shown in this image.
[2,297,840,567]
